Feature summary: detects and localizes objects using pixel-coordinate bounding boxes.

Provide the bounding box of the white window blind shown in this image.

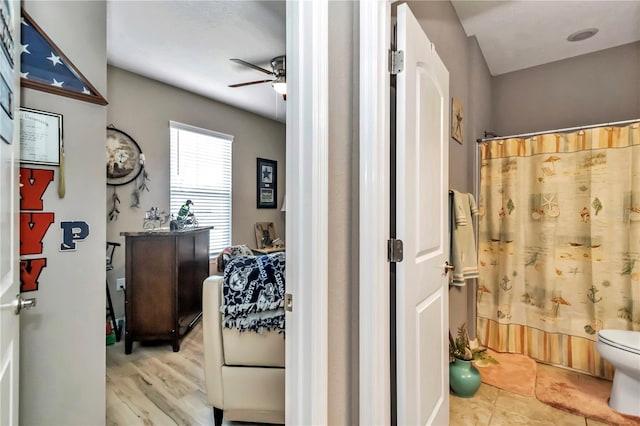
[170,121,233,255]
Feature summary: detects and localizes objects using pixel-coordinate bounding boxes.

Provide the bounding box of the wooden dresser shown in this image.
[120,226,212,354]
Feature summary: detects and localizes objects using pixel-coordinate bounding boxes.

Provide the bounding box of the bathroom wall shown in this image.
[407,1,493,337]
[492,41,640,136]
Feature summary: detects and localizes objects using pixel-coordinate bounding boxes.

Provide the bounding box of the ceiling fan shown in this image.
[228,55,287,100]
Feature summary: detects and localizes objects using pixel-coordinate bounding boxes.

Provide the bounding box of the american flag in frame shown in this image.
[20,9,107,105]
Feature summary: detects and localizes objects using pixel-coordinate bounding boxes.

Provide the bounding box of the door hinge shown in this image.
[389,50,404,75]
[387,239,404,263]
[284,293,293,312]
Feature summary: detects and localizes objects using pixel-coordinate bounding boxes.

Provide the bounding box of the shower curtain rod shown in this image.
[476,118,640,143]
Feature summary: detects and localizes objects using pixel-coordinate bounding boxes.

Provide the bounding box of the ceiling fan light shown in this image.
[272,76,287,95]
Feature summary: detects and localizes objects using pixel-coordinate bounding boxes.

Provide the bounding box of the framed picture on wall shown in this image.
[257,157,277,208]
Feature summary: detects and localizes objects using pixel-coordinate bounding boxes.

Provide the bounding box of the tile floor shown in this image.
[449,383,609,426]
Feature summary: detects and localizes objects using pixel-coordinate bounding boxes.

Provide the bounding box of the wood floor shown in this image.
[106,322,215,425]
[106,322,270,426]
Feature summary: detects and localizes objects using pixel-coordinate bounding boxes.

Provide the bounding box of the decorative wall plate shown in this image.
[106,126,143,186]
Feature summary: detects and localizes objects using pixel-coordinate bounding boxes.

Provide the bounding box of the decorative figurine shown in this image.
[177,200,193,221]
[170,200,198,230]
[143,207,169,230]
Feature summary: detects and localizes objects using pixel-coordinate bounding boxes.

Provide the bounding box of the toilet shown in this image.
[596,329,640,417]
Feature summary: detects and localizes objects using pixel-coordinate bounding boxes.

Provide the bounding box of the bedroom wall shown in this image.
[106,66,286,319]
[20,1,107,423]
[407,0,493,337]
[492,41,640,135]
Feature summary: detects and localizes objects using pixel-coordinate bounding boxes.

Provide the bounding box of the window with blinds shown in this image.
[170,121,233,256]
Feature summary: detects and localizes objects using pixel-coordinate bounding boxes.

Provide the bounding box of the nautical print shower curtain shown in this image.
[477,122,640,379]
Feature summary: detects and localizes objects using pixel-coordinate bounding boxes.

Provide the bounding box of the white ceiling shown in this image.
[107,1,640,123]
[107,0,286,123]
[451,0,640,76]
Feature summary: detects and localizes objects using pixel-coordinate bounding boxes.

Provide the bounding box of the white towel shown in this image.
[450,190,479,286]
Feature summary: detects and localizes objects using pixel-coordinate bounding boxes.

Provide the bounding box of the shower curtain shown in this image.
[477,122,640,379]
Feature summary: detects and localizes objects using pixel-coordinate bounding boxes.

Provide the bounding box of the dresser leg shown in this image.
[125,336,132,354]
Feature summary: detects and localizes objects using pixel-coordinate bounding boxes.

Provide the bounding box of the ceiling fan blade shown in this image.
[228,79,273,88]
[230,58,274,76]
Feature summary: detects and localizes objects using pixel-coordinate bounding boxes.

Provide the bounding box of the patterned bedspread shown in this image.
[220,252,285,333]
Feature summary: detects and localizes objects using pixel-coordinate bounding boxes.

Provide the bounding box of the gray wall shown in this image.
[328,2,359,424]
[20,1,107,424]
[408,0,493,338]
[492,41,640,136]
[106,66,286,319]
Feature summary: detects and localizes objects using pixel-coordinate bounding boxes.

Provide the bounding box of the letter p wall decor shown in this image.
[60,221,90,251]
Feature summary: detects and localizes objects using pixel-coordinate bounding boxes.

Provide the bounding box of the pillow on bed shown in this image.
[216,244,254,272]
[228,244,253,257]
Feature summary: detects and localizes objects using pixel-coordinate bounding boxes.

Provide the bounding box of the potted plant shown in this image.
[448,323,497,397]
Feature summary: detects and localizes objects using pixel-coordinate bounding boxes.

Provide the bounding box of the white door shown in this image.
[395,3,450,425]
[0,1,22,424]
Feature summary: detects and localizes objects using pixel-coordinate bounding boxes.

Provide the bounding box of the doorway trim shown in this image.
[285,1,329,424]
[359,1,392,425]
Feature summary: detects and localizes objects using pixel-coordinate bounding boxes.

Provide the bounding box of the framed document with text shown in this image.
[19,107,62,165]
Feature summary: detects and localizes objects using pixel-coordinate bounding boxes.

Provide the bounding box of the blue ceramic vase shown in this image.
[449,358,481,397]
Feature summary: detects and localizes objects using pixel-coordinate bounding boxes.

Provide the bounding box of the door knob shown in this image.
[443,261,455,275]
[6,294,37,315]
